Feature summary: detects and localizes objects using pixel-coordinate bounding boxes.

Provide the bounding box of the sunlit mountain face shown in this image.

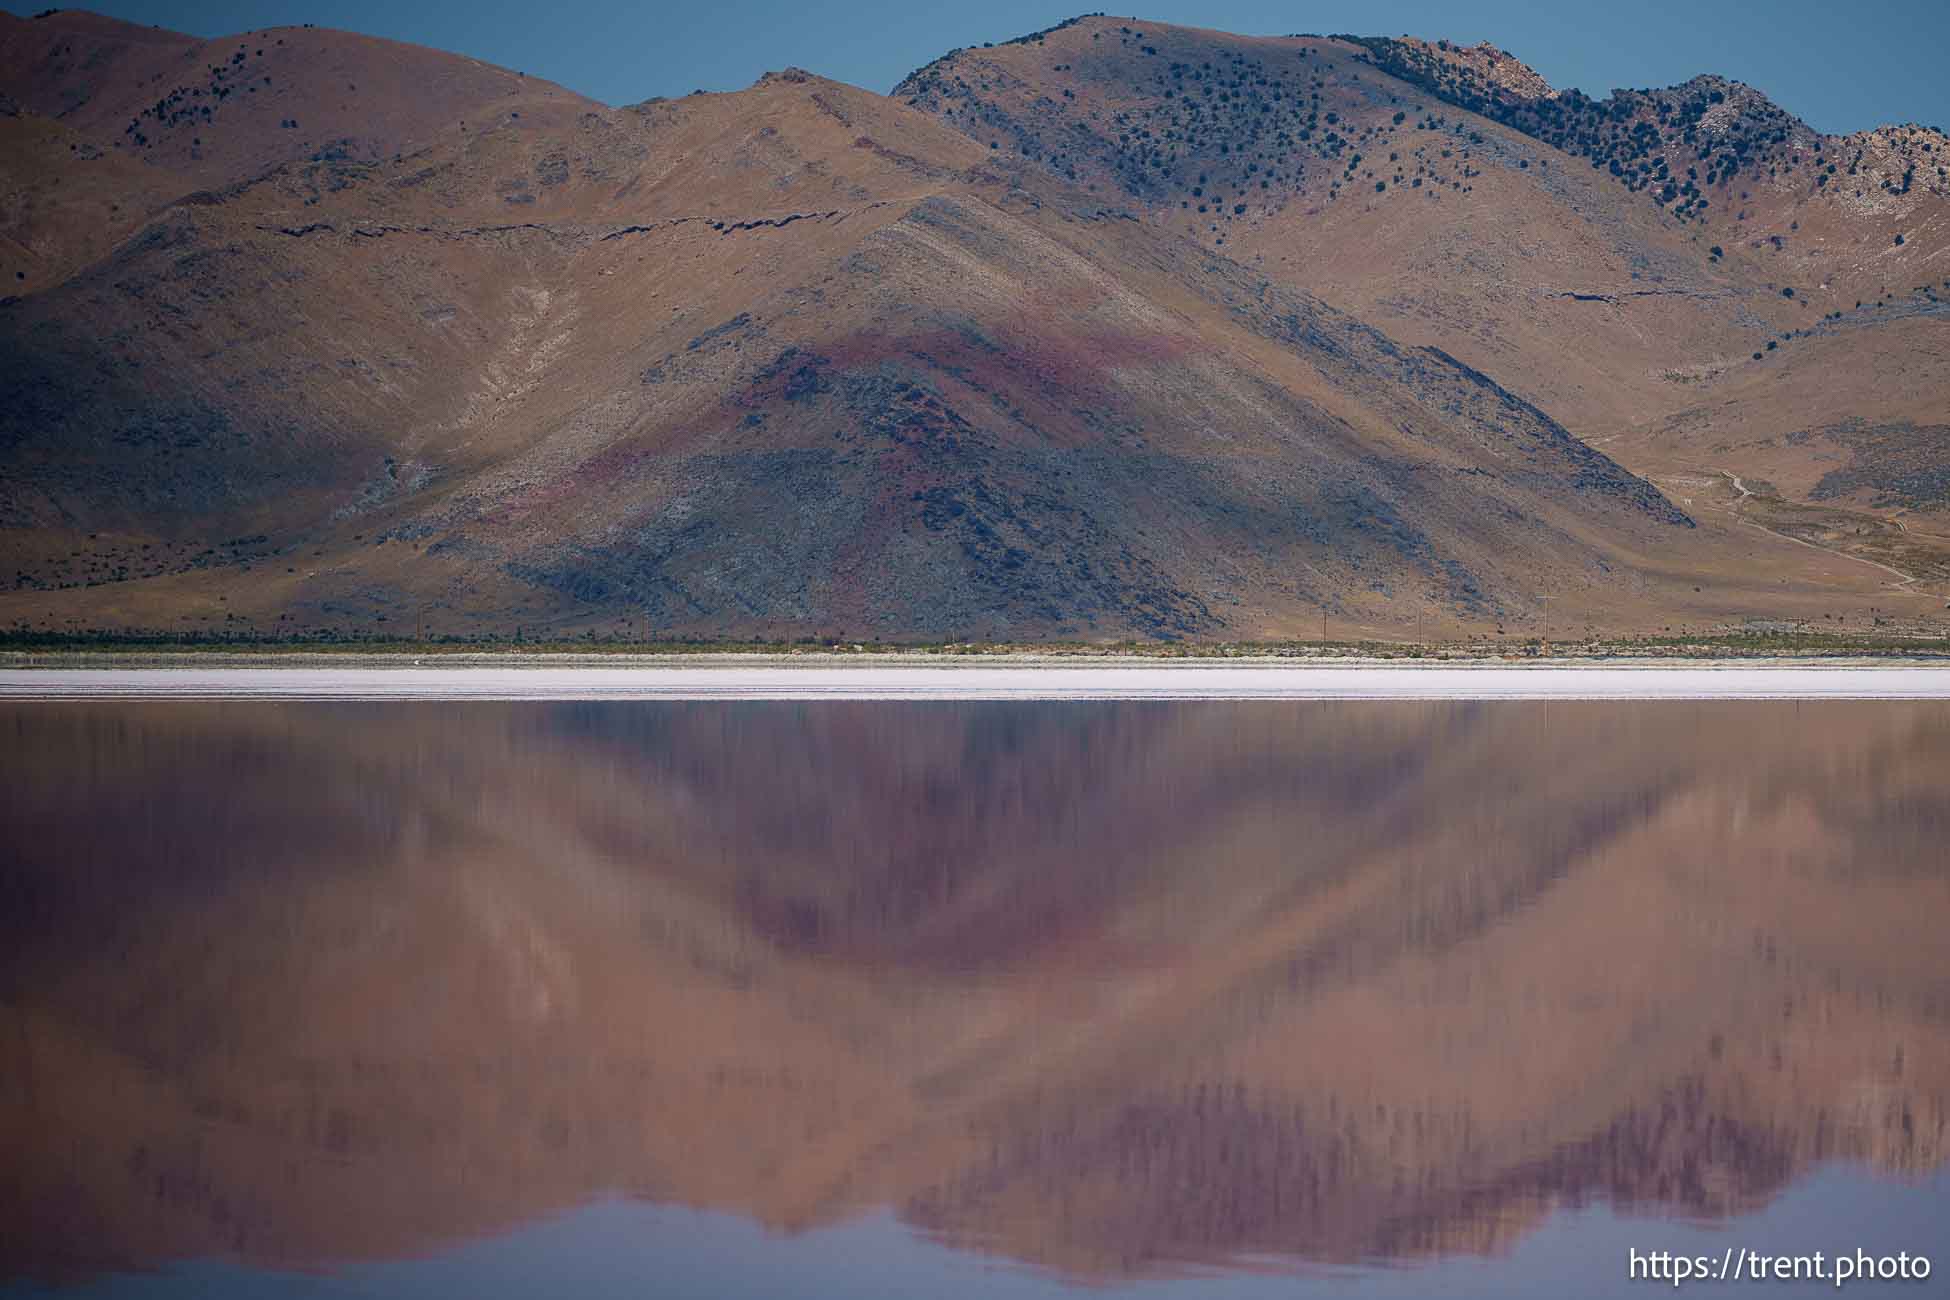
[1,700,1945,1292]
[5,12,1948,645]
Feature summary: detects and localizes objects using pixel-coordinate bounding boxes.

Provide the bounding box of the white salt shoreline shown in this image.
[4,665,1950,700]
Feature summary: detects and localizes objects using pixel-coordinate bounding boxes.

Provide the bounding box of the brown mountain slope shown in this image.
[3,702,1946,1281]
[897,17,1950,613]
[0,9,599,309]
[893,19,1810,428]
[1347,36,1946,279]
[0,16,1936,640]
[0,101,182,290]
[0,9,598,193]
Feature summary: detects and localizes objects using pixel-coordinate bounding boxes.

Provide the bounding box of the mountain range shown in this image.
[1,10,1946,642]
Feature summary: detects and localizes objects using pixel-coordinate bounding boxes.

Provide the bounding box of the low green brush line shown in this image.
[2,628,1946,660]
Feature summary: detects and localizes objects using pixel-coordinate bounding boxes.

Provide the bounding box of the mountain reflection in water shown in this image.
[0,701,1945,1293]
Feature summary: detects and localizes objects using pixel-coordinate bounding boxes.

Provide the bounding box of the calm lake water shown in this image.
[2,701,1945,1297]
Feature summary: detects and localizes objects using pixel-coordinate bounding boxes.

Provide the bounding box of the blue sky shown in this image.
[7,1,1946,135]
